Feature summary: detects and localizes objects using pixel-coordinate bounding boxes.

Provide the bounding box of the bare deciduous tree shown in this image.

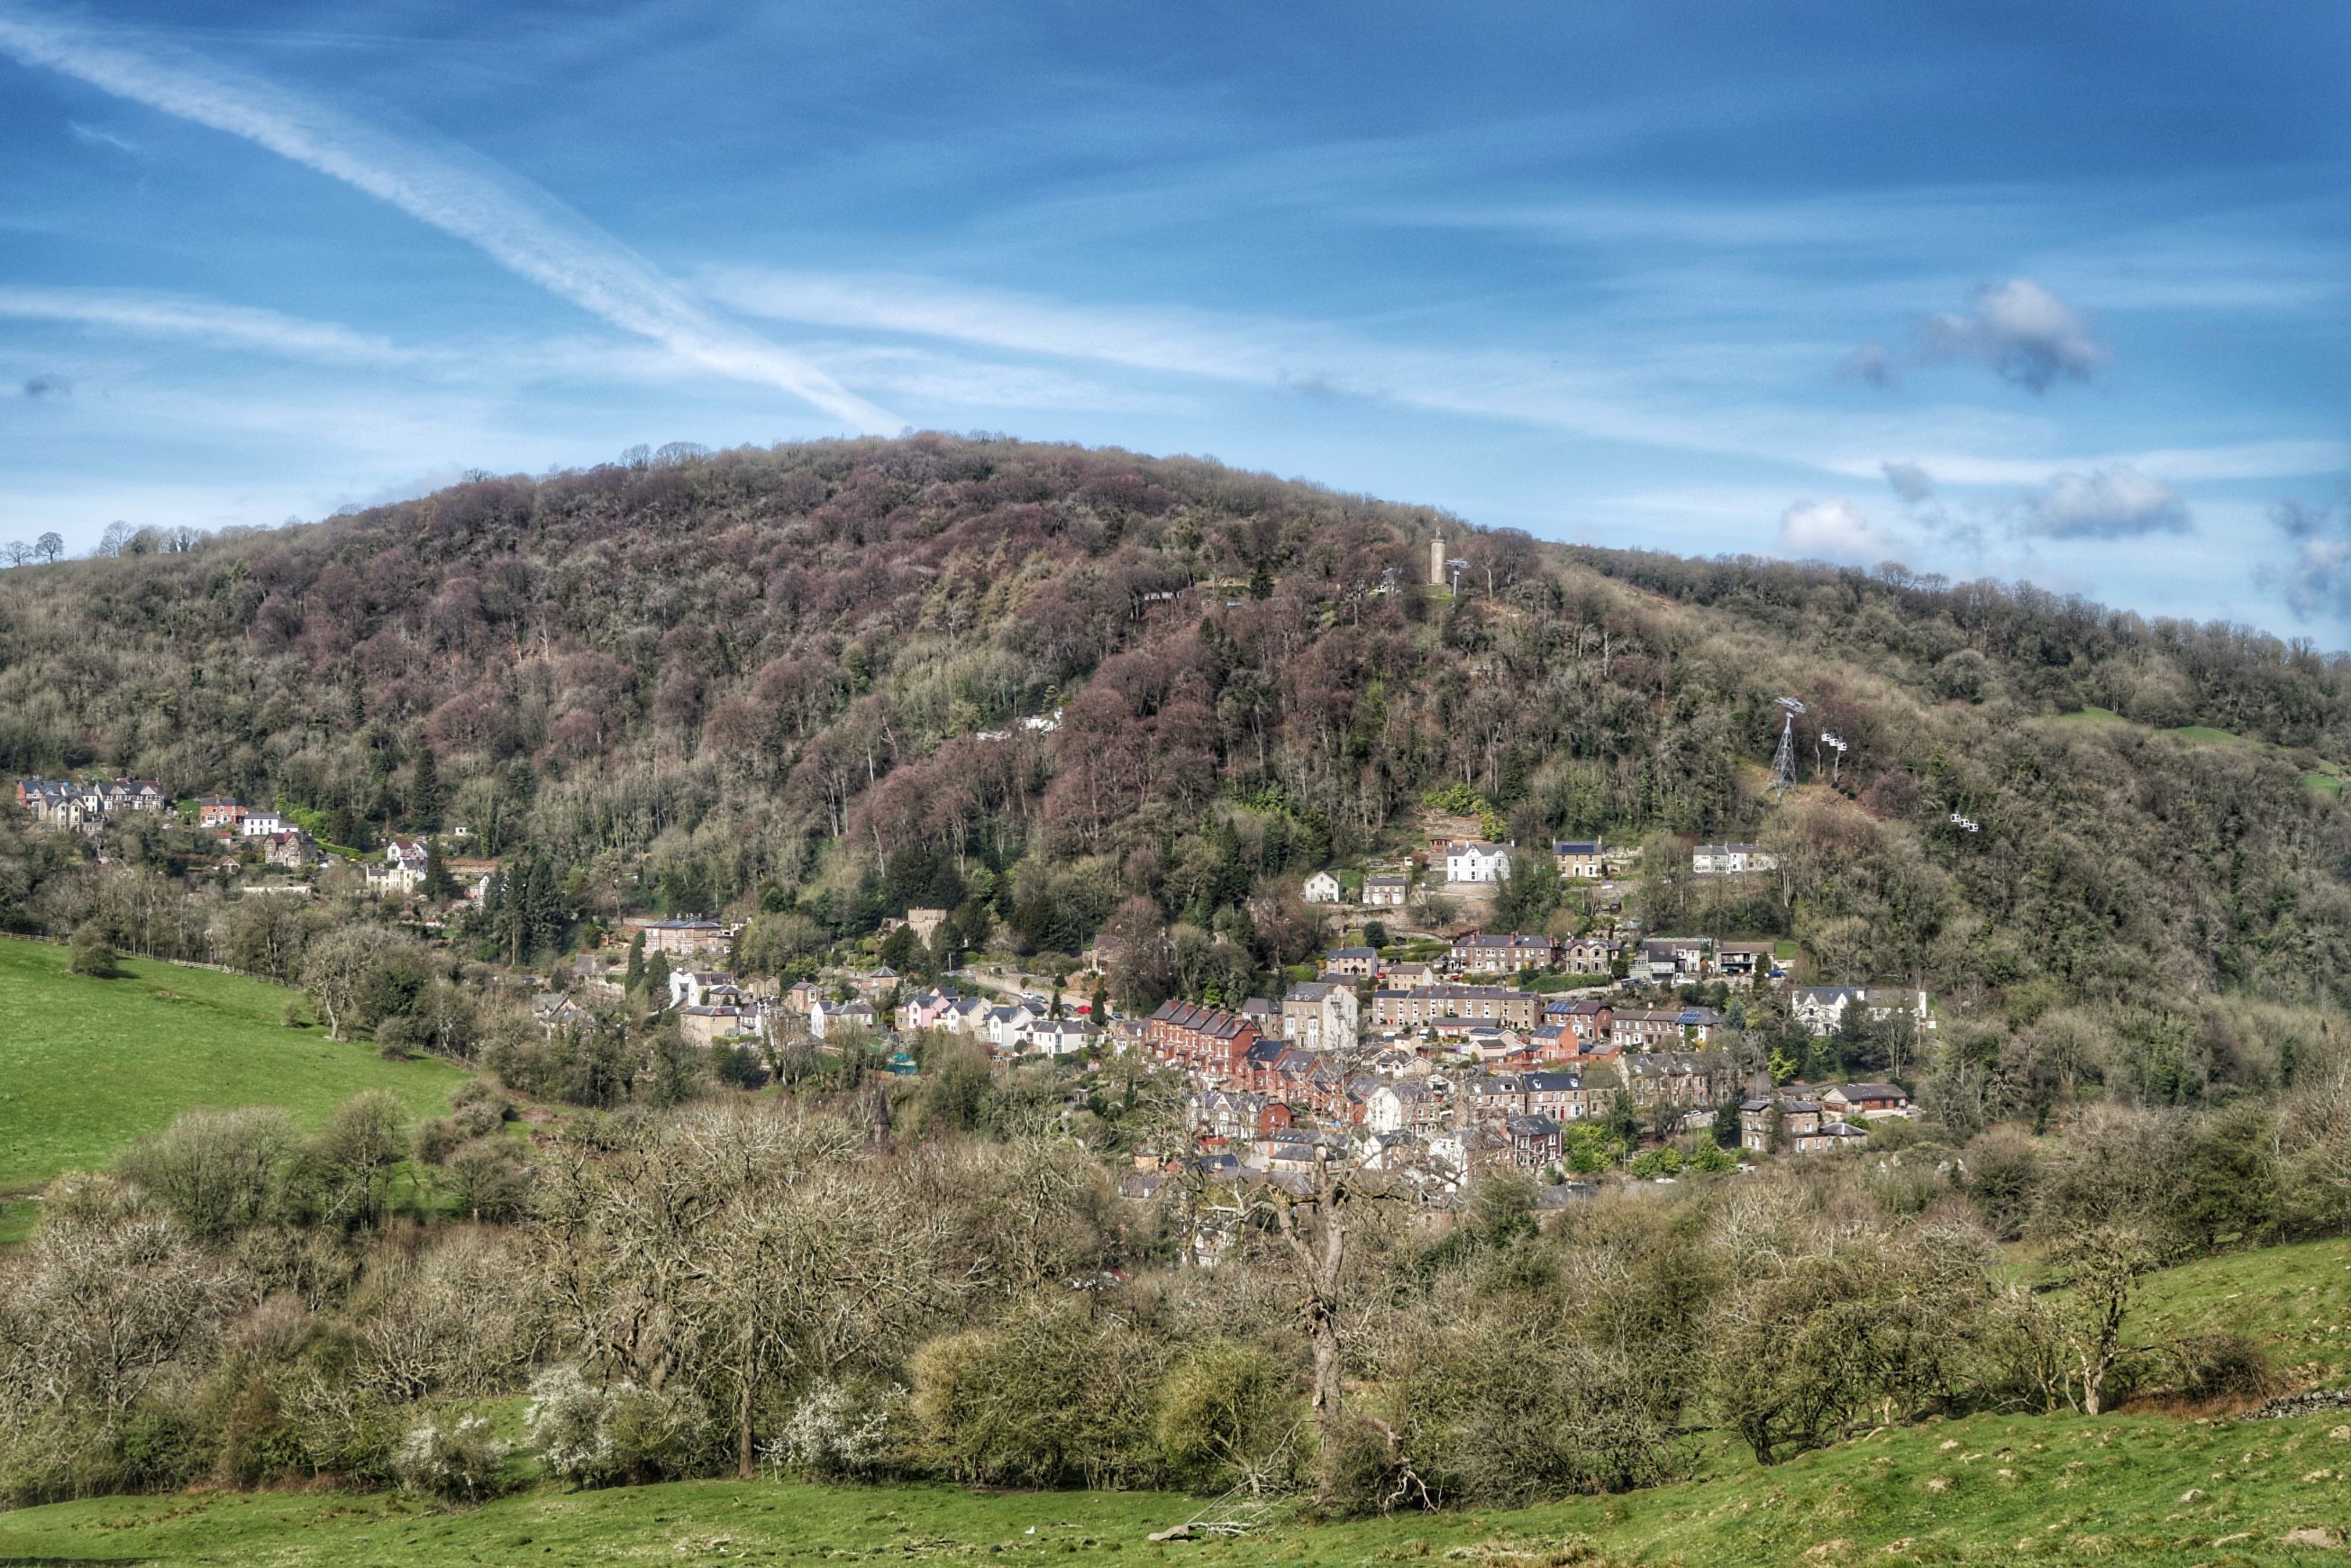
[0,1178,233,1418]
[532,1102,975,1479]
[301,926,377,1041]
[118,1107,300,1240]
[2051,1224,2154,1417]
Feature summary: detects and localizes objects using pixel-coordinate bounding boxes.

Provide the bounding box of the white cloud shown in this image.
[706,267,1330,389]
[709,267,2269,506]
[1819,439,2348,488]
[1774,498,1902,563]
[2083,440,2350,485]
[1921,278,2110,392]
[2025,464,2191,539]
[797,341,1197,415]
[700,267,2351,516]
[0,285,424,364]
[0,9,895,431]
[1373,189,2035,251]
[701,264,1896,468]
[66,118,138,152]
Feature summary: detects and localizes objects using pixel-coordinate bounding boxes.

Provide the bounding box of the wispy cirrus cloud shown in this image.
[699,264,1880,466]
[797,342,1197,416]
[0,285,425,365]
[707,267,2346,503]
[1820,439,2348,488]
[705,267,1344,391]
[66,117,138,153]
[0,7,895,431]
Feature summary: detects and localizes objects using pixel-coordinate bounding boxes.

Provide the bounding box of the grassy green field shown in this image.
[2048,704,2128,728]
[2132,1237,2351,1390]
[2168,724,2257,748]
[3,1408,2349,1565]
[0,938,468,1193]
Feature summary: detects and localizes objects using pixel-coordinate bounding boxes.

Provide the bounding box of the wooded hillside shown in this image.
[5,433,2348,1109]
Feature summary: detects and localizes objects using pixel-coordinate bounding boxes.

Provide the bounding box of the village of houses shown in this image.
[13,776,503,908]
[16,773,1932,1201]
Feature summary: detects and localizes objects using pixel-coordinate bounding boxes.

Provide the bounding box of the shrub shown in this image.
[1153,1342,1302,1491]
[119,1107,300,1239]
[910,1302,1165,1489]
[1627,1148,1683,1180]
[209,1374,310,1487]
[0,1412,105,1509]
[1388,1322,1679,1504]
[768,1377,907,1482]
[1960,1127,2042,1241]
[1313,1411,1418,1517]
[525,1367,618,1487]
[450,1078,511,1116]
[389,1410,511,1503]
[441,1138,532,1223]
[413,1117,464,1166]
[68,925,120,978]
[2164,1330,2277,1405]
[606,1383,713,1482]
[114,1403,206,1493]
[1685,1141,1736,1174]
[451,1096,510,1140]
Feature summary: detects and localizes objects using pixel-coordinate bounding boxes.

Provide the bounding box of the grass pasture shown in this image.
[4,1408,2351,1565]
[2132,1237,2351,1390]
[2167,724,2258,748]
[0,937,466,1193]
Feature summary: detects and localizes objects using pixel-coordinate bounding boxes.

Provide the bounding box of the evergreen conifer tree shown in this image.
[411,748,442,830]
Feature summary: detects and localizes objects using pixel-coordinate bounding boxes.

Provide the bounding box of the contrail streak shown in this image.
[0,9,898,431]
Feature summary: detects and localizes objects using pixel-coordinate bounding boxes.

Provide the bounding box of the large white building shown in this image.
[1444,841,1514,884]
[1791,986,1932,1037]
[1692,842,1778,876]
[1281,980,1362,1054]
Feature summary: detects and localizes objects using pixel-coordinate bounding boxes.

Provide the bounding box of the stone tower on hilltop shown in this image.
[1429,537,1447,587]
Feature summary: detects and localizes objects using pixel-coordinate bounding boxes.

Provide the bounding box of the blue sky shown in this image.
[2,1,2346,635]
